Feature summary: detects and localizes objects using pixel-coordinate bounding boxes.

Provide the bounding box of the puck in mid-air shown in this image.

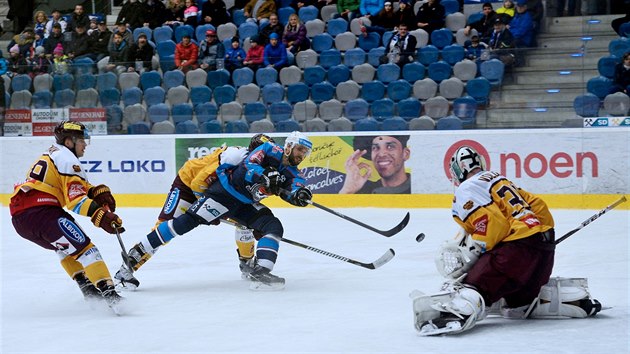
[416,233,425,243]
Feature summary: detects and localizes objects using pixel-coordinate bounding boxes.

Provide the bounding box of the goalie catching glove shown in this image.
[289,187,312,207]
[261,167,281,195]
[88,184,117,211]
[91,206,125,234]
[435,228,484,279]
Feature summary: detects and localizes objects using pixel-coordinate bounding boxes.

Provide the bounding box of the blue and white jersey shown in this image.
[217,142,307,204]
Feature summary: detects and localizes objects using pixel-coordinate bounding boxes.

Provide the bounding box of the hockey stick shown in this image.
[219,219,396,270]
[555,195,627,245]
[114,227,134,273]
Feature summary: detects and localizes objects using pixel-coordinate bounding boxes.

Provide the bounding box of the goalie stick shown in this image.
[555,195,627,245]
[220,219,397,270]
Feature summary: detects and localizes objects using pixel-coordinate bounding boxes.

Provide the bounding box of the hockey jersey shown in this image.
[9,143,98,217]
[177,146,227,198]
[451,170,554,251]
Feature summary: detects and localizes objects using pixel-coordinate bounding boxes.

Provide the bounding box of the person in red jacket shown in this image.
[175,34,199,72]
[243,34,264,71]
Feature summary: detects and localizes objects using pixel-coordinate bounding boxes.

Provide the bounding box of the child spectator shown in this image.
[263,32,288,70]
[30,46,52,77]
[8,44,29,75]
[52,44,71,75]
[464,35,488,62]
[183,0,199,27]
[175,34,199,72]
[244,35,265,71]
[225,37,246,72]
[496,0,515,23]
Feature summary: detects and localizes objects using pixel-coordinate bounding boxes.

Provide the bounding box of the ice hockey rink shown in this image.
[1,205,628,353]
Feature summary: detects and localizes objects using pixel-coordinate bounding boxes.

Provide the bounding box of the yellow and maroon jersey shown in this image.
[10,143,98,216]
[177,146,227,198]
[451,170,554,251]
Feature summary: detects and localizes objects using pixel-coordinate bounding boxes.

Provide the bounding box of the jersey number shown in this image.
[497,184,530,209]
[29,161,48,182]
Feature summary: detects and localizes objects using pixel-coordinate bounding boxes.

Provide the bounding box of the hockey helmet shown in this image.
[54,121,90,145]
[249,133,275,151]
[284,131,312,156]
[449,146,485,185]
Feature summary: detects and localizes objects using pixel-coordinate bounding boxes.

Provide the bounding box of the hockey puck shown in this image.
[416,233,425,243]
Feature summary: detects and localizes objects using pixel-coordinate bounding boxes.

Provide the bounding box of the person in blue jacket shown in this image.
[263,32,288,70]
[508,0,534,47]
[360,0,385,18]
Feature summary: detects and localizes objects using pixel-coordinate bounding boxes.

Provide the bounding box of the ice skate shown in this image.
[75,273,102,301]
[239,257,256,280]
[114,264,140,290]
[418,314,468,336]
[248,265,285,291]
[97,281,126,315]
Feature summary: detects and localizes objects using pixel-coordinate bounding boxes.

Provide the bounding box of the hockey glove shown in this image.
[261,167,281,195]
[88,184,116,211]
[91,207,125,234]
[290,187,312,207]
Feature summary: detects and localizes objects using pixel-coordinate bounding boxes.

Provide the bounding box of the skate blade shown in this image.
[249,280,285,291]
[417,320,463,336]
[115,280,139,292]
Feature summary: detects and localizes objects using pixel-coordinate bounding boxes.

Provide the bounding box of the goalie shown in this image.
[411,146,602,336]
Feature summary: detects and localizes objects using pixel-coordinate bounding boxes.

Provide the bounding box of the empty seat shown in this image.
[327,18,348,37]
[598,55,620,79]
[72,57,94,75]
[381,116,409,131]
[224,119,250,133]
[328,116,353,131]
[75,88,99,108]
[98,88,119,107]
[445,12,466,31]
[344,98,369,121]
[324,65,350,87]
[319,48,342,69]
[377,63,400,83]
[175,120,200,134]
[441,44,466,65]
[219,101,243,122]
[608,37,630,57]
[357,32,380,52]
[417,45,439,66]
[32,90,53,108]
[367,47,385,67]
[413,78,438,100]
[587,76,614,100]
[424,96,449,119]
[455,27,477,46]
[217,23,238,41]
[318,99,343,120]
[397,97,422,120]
[148,103,170,123]
[262,83,285,105]
[140,71,162,91]
[320,4,339,22]
[409,115,436,130]
[305,19,325,37]
[287,82,310,104]
[145,86,166,106]
[279,65,302,86]
[479,59,505,86]
[171,103,194,124]
[106,105,124,132]
[190,86,212,106]
[335,80,360,102]
[453,59,477,81]
[362,80,386,102]
[275,118,301,132]
[465,77,491,105]
[52,89,74,108]
[344,47,366,68]
[351,63,376,84]
[428,61,452,83]
[200,119,223,133]
[278,6,296,26]
[151,120,176,134]
[238,21,258,40]
[312,33,334,53]
[164,70,186,90]
[153,25,174,42]
[256,67,279,87]
[249,119,275,133]
[119,72,140,90]
[237,83,261,104]
[244,102,267,123]
[311,82,335,103]
[430,28,453,49]
[402,62,425,83]
[33,74,53,92]
[185,68,208,88]
[207,69,231,89]
[304,66,327,86]
[409,29,429,48]
[371,98,395,120]
[214,85,237,105]
[167,85,190,105]
[122,87,143,106]
[354,117,380,131]
[334,32,357,51]
[294,100,318,122]
[438,77,465,99]
[195,102,219,122]
[128,121,151,134]
[452,95,477,127]
[52,73,72,91]
[304,117,328,131]
[296,49,318,69]
[603,92,630,116]
[124,103,147,125]
[299,5,319,22]
[573,93,600,117]
[436,115,464,130]
[12,74,32,92]
[76,73,97,90]
[387,80,412,101]
[156,39,176,59]
[231,67,255,88]
[269,101,293,123]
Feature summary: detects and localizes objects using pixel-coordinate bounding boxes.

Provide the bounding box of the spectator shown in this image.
[30,46,52,77]
[33,11,48,35]
[106,32,130,74]
[244,0,277,25]
[291,0,315,13]
[32,29,46,51]
[416,0,445,36]
[484,17,515,66]
[183,0,200,27]
[395,0,416,30]
[464,35,488,62]
[198,29,225,71]
[44,23,64,57]
[52,44,71,75]
[128,33,155,73]
[165,0,186,25]
[464,2,496,37]
[611,52,630,95]
[109,23,135,53]
[336,0,361,22]
[243,35,265,71]
[360,1,397,36]
[67,4,90,33]
[202,0,229,27]
[8,44,29,75]
[526,0,543,45]
[225,37,246,71]
[496,0,515,23]
[64,24,92,60]
[556,0,580,17]
[89,20,113,62]
[508,0,534,48]
[263,32,288,70]
[360,0,384,18]
[7,27,35,58]
[144,0,168,29]
[260,14,284,45]
[87,17,99,36]
[382,23,416,67]
[45,9,68,38]
[117,0,147,30]
[175,34,199,72]
[283,13,310,54]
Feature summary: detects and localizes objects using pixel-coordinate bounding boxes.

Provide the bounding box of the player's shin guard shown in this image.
[74,243,113,287]
[528,277,602,318]
[255,234,280,270]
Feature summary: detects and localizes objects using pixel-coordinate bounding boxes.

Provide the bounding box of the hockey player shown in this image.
[411,146,602,335]
[115,134,275,290]
[9,121,126,310]
[117,131,313,290]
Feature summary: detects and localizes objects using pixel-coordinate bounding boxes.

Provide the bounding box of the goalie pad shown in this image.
[435,228,484,279]
[528,277,602,319]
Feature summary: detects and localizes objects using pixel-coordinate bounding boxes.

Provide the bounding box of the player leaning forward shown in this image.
[120,131,313,290]
[10,121,126,309]
[411,146,602,335]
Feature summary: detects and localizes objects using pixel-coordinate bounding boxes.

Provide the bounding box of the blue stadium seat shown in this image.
[597,55,620,79]
[172,103,194,124]
[256,67,279,87]
[97,72,118,91]
[278,7,296,26]
[312,33,334,53]
[224,120,250,133]
[195,24,216,41]
[73,57,94,75]
[145,86,166,107]
[417,45,439,65]
[609,38,630,57]
[140,71,162,91]
[157,40,177,59]
[586,76,613,100]
[200,119,223,133]
[465,77,491,105]
[319,48,342,69]
[275,118,301,132]
[174,25,195,43]
[269,101,293,123]
[244,102,267,122]
[441,44,466,65]
[376,63,400,83]
[190,86,212,106]
[164,70,185,90]
[430,28,453,49]
[344,48,366,68]
[428,61,452,82]
[441,0,460,15]
[396,97,422,120]
[262,83,285,105]
[153,26,174,43]
[207,69,231,89]
[32,90,53,108]
[106,105,123,131]
[358,32,380,52]
[328,18,348,37]
[53,89,75,107]
[573,93,600,117]
[214,85,237,105]
[232,67,255,87]
[304,66,327,86]
[452,95,477,127]
[387,79,412,101]
[298,5,319,22]
[175,120,200,134]
[99,88,120,107]
[327,65,351,86]
[238,22,258,40]
[479,59,504,86]
[195,102,219,122]
[466,12,484,26]
[344,98,369,121]
[159,56,176,72]
[287,82,310,104]
[382,31,393,48]
[361,80,386,102]
[76,73,96,90]
[367,47,385,67]
[52,73,72,91]
[354,117,379,131]
[436,115,464,130]
[148,103,170,123]
[232,9,246,26]
[123,87,143,106]
[402,62,426,83]
[133,27,152,42]
[371,98,395,120]
[381,116,409,131]
[311,81,335,103]
[128,121,151,134]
